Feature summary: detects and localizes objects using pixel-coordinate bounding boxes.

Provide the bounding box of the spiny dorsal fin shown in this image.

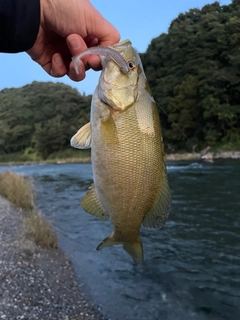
[70,122,91,149]
[81,184,109,220]
[143,170,171,229]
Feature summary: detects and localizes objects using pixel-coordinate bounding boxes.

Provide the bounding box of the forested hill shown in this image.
[0,82,91,159]
[141,0,240,151]
[1,1,240,161]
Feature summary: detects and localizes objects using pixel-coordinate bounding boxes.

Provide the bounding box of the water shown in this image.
[1,160,239,320]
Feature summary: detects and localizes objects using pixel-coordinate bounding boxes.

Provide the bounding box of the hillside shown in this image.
[0,81,91,160]
[141,0,240,152]
[1,1,240,161]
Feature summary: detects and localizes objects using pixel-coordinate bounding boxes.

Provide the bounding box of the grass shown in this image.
[47,148,91,161]
[0,148,91,164]
[0,171,35,210]
[0,151,41,163]
[0,171,58,249]
[211,142,240,152]
[23,210,58,249]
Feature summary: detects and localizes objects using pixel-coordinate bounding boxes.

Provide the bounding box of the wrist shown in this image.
[40,0,54,30]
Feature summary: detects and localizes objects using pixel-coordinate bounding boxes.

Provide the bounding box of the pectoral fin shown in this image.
[143,171,171,229]
[81,184,109,220]
[70,122,91,149]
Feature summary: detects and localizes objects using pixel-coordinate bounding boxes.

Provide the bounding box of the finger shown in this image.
[67,60,86,82]
[88,55,102,71]
[41,61,51,75]
[50,53,68,77]
[67,34,102,72]
[66,34,88,58]
[84,36,99,48]
[84,1,120,46]
[96,27,120,46]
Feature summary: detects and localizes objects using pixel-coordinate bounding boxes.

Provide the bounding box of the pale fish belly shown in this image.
[91,98,164,238]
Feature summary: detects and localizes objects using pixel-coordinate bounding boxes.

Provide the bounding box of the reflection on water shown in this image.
[0,160,239,320]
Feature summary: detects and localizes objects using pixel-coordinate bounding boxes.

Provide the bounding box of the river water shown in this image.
[0,160,239,320]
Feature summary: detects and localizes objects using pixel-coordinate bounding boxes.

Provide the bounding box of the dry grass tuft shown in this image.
[23,210,58,249]
[0,170,34,211]
[0,170,58,249]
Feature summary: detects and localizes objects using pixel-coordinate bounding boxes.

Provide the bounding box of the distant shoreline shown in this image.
[166,151,240,161]
[0,151,239,166]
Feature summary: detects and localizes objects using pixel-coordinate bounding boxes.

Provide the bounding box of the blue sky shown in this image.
[0,0,231,95]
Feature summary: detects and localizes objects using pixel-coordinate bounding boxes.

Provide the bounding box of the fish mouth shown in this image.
[72,40,132,75]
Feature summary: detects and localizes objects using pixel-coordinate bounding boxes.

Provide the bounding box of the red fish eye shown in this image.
[128,61,136,70]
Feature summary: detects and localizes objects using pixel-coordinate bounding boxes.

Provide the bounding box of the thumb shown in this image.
[83,1,120,46]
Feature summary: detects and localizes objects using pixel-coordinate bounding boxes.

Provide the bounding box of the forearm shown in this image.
[0,0,40,53]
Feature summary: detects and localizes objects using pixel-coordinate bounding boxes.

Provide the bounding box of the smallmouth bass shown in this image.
[71,40,171,264]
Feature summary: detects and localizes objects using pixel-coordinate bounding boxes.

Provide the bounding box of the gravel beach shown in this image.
[0,195,107,320]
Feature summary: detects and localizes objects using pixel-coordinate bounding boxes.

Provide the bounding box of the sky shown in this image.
[0,0,232,95]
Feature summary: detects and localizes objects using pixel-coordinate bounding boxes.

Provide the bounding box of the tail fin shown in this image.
[96,233,117,250]
[96,234,143,264]
[123,241,143,264]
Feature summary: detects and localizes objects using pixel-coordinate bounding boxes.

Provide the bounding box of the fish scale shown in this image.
[71,40,171,263]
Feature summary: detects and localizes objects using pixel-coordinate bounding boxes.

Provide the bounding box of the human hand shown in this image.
[27,0,120,81]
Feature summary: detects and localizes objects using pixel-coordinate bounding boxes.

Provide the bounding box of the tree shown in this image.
[141,1,240,151]
[0,82,91,157]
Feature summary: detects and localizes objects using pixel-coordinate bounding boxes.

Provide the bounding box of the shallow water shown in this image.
[1,160,239,320]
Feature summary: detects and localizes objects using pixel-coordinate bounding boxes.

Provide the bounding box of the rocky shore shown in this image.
[0,196,107,320]
[166,151,240,161]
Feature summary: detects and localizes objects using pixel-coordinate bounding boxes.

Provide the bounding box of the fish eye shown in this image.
[128,61,136,70]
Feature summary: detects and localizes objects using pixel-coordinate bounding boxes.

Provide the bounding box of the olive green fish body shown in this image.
[71,40,171,263]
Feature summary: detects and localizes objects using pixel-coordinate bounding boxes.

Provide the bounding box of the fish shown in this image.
[71,39,171,264]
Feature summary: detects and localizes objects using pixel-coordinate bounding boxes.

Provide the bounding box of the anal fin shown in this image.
[143,170,171,229]
[81,184,109,220]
